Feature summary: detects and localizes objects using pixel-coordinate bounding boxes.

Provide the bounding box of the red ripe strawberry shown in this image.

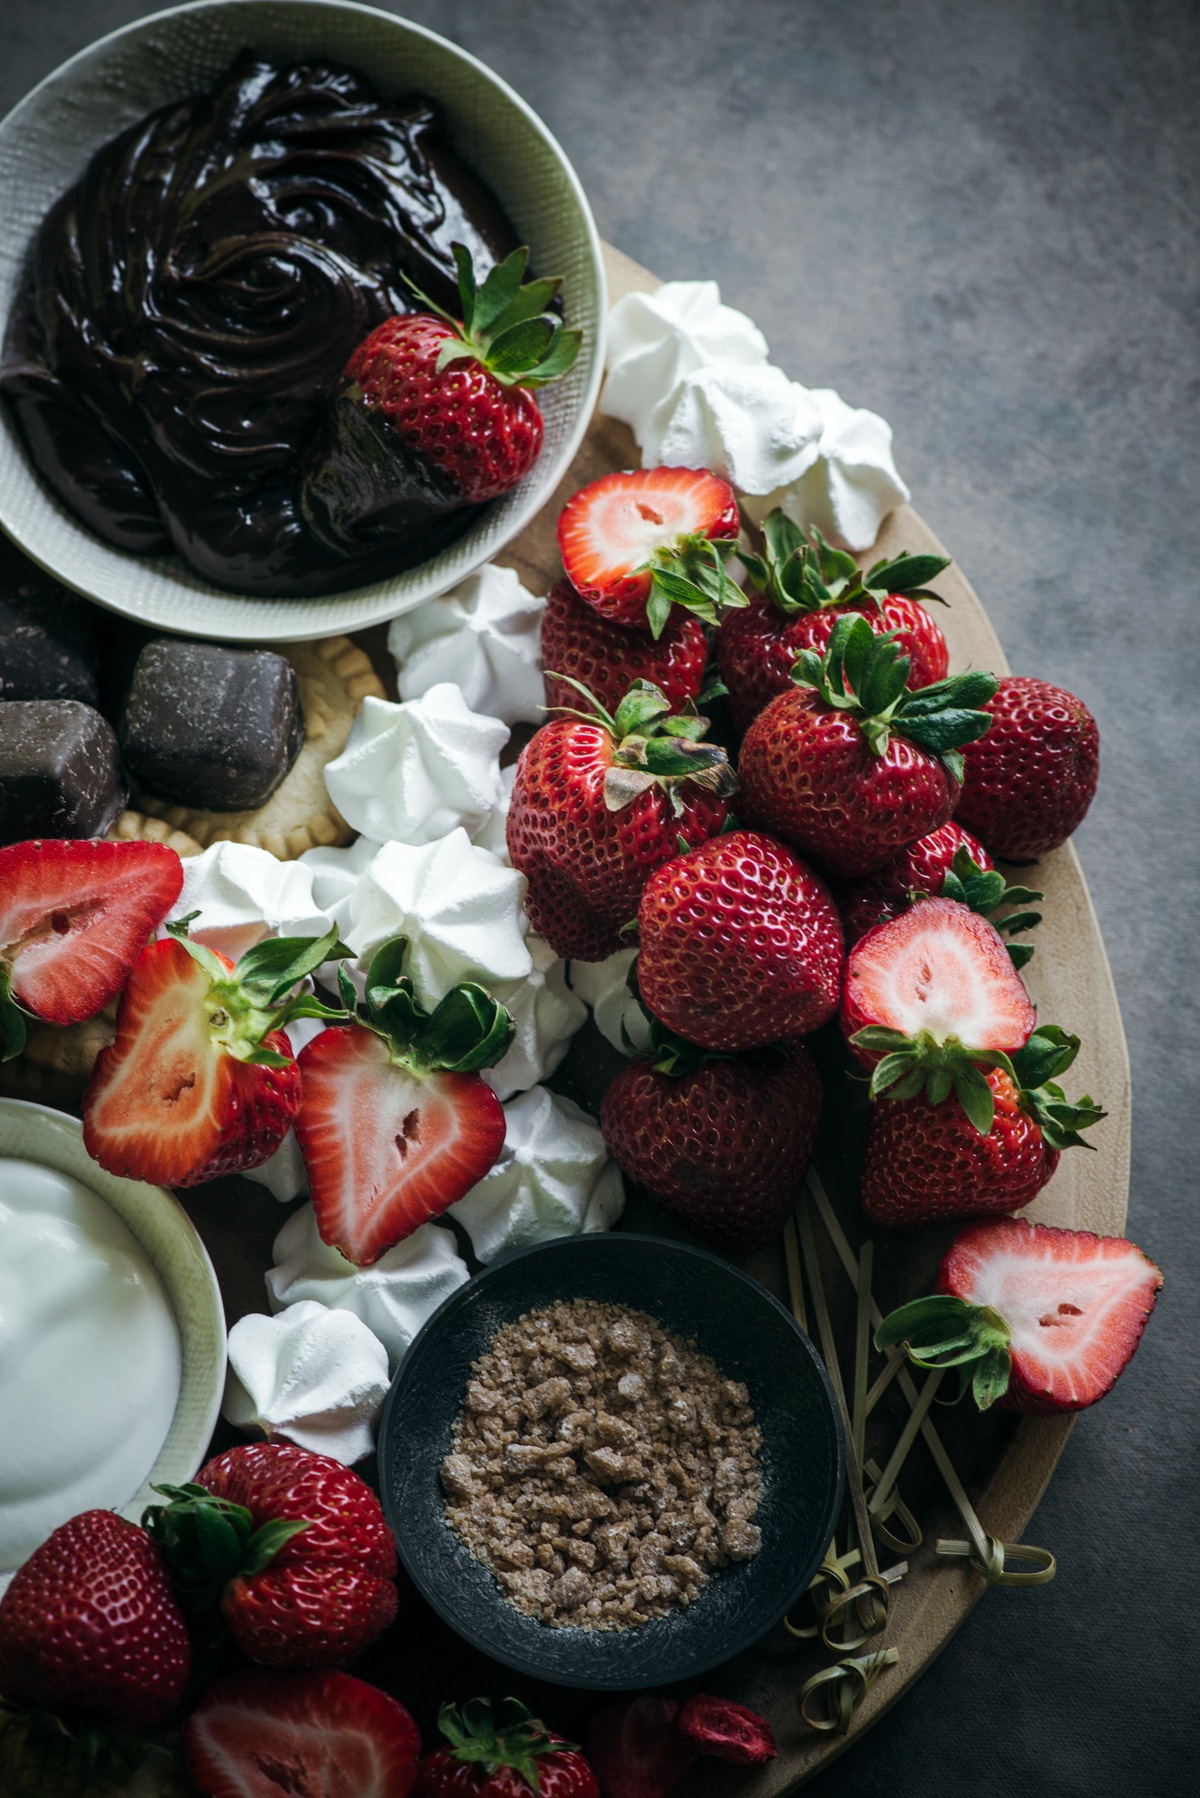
[145,1443,399,1669]
[954,675,1100,859]
[302,246,580,546]
[0,1510,190,1732]
[184,1669,421,1798]
[541,576,709,718]
[739,614,998,879]
[82,923,341,1187]
[675,1695,776,1766]
[586,1697,696,1798]
[0,837,182,1058]
[296,938,509,1265]
[858,1023,1106,1227]
[876,1217,1162,1413]
[507,679,735,962]
[556,467,742,632]
[835,821,994,944]
[719,510,950,733]
[415,1698,598,1798]
[601,1038,822,1252]
[636,830,843,1050]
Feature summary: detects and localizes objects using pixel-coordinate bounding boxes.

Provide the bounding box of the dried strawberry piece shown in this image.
[676,1694,777,1766]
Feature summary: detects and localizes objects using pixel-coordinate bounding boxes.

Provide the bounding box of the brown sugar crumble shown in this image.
[441,1298,763,1630]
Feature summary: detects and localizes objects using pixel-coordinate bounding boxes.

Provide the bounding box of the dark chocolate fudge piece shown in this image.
[0,580,100,704]
[119,640,304,810]
[0,700,126,843]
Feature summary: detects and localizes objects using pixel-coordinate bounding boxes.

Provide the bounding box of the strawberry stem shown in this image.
[405,243,582,390]
[741,509,951,620]
[437,1698,574,1794]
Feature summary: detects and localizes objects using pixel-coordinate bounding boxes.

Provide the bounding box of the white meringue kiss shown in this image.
[568,948,651,1055]
[222,1300,390,1465]
[267,1208,469,1373]
[323,687,507,848]
[162,841,332,963]
[470,762,516,867]
[487,934,587,1101]
[388,564,546,727]
[602,280,908,551]
[450,1087,624,1263]
[344,831,531,1007]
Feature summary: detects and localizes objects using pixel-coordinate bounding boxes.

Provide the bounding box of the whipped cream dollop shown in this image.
[450,1087,624,1263]
[343,831,532,1006]
[568,948,651,1054]
[323,687,507,848]
[267,1206,469,1373]
[487,933,587,1100]
[162,841,332,962]
[0,1160,181,1569]
[222,1301,390,1465]
[601,280,908,551]
[388,564,546,726]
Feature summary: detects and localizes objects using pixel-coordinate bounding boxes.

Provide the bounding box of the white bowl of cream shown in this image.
[0,1098,225,1579]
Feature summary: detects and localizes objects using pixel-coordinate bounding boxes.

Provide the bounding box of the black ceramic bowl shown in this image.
[378,1233,844,1689]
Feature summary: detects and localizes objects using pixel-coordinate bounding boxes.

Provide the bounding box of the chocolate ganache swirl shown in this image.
[0,54,521,597]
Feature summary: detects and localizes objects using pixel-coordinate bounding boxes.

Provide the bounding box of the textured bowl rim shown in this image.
[0,1097,227,1564]
[0,0,607,640]
[378,1231,846,1689]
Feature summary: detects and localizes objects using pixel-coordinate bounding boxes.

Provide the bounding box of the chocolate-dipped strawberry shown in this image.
[301,246,581,556]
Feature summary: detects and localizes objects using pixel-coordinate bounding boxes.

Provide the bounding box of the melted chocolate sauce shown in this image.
[0,54,519,597]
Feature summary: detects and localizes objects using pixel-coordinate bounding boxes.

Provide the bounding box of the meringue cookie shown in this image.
[162,841,332,962]
[222,1301,390,1465]
[323,687,508,848]
[602,280,908,551]
[388,565,546,726]
[267,1207,469,1373]
[568,949,651,1055]
[470,762,516,866]
[345,831,532,1007]
[301,833,382,918]
[450,1087,624,1263]
[486,934,587,1100]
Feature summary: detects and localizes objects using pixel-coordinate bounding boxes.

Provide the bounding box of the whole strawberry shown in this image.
[302,245,581,551]
[877,1217,1162,1413]
[719,510,950,733]
[835,821,994,944]
[83,922,344,1187]
[738,613,998,879]
[507,679,735,961]
[556,466,743,632]
[636,830,843,1050]
[0,1510,190,1732]
[541,576,709,718]
[858,1024,1106,1227]
[600,1031,823,1252]
[953,674,1100,859]
[416,1699,598,1798]
[143,1442,398,1669]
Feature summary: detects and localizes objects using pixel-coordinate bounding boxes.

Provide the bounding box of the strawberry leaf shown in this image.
[952,1061,997,1135]
[875,1295,1013,1410]
[237,925,350,1007]
[470,245,530,336]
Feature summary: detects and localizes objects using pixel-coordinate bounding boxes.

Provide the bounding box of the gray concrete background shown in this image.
[3,2,1197,1791]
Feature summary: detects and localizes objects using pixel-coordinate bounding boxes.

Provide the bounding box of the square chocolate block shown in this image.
[0,700,127,844]
[0,580,100,705]
[119,640,304,811]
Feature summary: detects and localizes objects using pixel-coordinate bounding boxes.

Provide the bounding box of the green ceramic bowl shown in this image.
[0,0,606,640]
[0,1098,226,1571]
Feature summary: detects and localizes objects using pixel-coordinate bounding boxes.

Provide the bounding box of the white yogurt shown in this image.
[0,1159,181,1570]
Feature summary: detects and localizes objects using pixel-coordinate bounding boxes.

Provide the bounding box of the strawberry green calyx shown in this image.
[437,1697,573,1793]
[645,534,747,640]
[792,612,998,780]
[939,847,1043,970]
[547,674,738,817]
[165,918,350,1068]
[741,508,950,619]
[338,936,513,1074]
[142,1482,311,1626]
[1009,1025,1107,1151]
[874,1294,1013,1410]
[407,242,582,390]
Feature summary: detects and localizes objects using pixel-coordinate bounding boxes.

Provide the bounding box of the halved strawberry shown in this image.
[876,1217,1162,1414]
[296,939,509,1265]
[184,1668,421,1798]
[0,838,182,1056]
[83,924,344,1187]
[556,467,743,633]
